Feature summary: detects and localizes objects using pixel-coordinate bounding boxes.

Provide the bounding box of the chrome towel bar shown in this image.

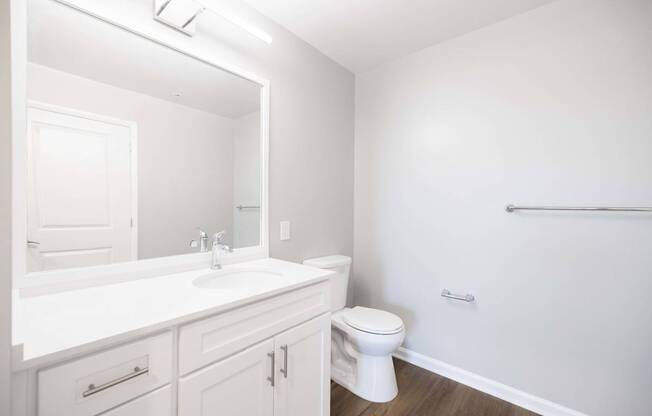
[506,204,652,213]
[441,289,475,303]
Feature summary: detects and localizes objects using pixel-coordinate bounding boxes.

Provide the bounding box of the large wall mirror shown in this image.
[23,0,268,276]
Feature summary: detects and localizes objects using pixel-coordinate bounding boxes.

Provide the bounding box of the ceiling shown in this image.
[28,0,261,119]
[242,0,556,73]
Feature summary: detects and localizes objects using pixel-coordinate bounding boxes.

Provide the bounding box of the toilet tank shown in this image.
[303,255,352,312]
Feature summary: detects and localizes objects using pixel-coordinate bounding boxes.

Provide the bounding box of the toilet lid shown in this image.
[343,307,404,335]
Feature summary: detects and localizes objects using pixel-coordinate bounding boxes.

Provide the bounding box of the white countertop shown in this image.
[12,258,332,370]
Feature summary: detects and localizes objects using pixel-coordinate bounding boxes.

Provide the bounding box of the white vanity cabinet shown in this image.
[17,279,331,416]
[179,313,330,416]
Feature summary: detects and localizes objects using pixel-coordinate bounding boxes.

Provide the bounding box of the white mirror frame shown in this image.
[11,0,270,294]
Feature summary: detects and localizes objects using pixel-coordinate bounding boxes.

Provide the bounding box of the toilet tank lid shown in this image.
[303,255,352,269]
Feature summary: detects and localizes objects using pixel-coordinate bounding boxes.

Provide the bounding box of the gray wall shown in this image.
[28,63,237,259]
[61,0,355,264]
[354,1,652,415]
[0,0,12,411]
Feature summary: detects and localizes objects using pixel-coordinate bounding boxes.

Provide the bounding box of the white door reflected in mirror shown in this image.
[27,106,135,272]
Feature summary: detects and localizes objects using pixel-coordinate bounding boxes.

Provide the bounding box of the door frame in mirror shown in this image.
[11,0,270,292]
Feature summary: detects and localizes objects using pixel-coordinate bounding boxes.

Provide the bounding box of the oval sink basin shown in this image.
[193,267,286,290]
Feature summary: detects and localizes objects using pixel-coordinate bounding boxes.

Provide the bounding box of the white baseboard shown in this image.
[393,347,588,416]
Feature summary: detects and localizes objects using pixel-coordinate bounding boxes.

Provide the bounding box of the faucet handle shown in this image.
[213,230,226,244]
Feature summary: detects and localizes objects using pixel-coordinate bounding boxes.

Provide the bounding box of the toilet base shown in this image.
[331,322,401,403]
[332,353,398,403]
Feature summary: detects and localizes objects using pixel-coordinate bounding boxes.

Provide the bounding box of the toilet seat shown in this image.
[342,306,403,335]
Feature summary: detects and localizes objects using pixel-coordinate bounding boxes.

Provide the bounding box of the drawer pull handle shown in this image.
[82,366,149,398]
[280,345,288,378]
[267,352,275,386]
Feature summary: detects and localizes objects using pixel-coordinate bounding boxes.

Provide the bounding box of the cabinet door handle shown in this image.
[280,345,288,378]
[267,352,275,386]
[82,366,149,398]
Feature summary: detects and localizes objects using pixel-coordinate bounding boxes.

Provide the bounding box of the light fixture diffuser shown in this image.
[154,0,205,36]
[153,0,272,44]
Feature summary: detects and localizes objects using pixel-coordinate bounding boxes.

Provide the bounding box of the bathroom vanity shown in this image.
[6,1,336,414]
[12,259,332,416]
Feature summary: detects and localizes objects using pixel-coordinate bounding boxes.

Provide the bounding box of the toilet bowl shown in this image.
[303,256,406,403]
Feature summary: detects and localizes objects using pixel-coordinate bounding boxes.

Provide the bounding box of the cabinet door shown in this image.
[179,338,274,416]
[102,386,171,416]
[274,313,331,416]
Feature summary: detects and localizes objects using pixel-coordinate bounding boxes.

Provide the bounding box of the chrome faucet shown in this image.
[211,230,232,270]
[190,228,209,252]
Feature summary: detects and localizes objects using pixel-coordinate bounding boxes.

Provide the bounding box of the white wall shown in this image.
[55,0,355,263]
[0,0,13,411]
[233,111,261,248]
[28,63,236,259]
[354,1,652,415]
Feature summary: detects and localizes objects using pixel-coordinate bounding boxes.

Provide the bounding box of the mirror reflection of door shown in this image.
[27,105,136,272]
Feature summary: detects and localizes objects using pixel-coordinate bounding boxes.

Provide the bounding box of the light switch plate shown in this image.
[280,221,291,241]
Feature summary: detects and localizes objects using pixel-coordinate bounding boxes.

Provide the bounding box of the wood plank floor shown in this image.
[331,358,540,416]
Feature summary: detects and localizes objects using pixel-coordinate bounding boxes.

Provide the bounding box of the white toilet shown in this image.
[303,255,405,403]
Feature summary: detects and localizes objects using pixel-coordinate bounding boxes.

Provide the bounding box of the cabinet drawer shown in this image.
[179,281,329,375]
[102,385,172,416]
[38,331,173,416]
